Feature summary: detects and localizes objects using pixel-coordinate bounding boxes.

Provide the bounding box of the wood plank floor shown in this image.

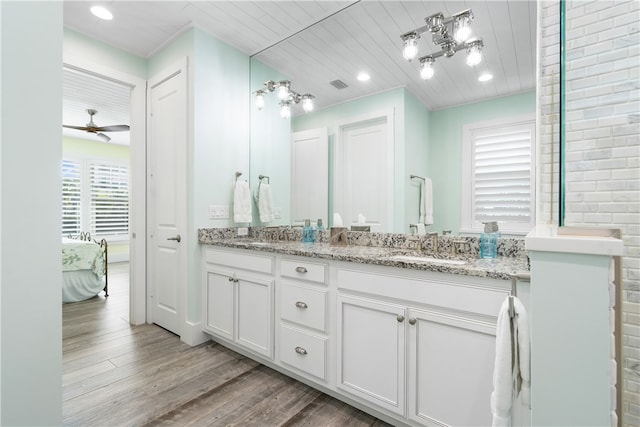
[63,263,392,427]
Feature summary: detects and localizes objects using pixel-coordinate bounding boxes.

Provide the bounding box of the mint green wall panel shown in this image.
[429,91,535,234]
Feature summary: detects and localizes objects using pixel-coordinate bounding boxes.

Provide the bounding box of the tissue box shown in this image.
[330,227,348,246]
[351,225,371,232]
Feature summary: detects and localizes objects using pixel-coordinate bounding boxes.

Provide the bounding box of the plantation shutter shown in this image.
[461,116,535,234]
[472,126,533,224]
[61,159,82,236]
[89,163,129,237]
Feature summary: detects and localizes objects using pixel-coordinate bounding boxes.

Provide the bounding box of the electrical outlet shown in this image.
[274,207,282,219]
[209,205,230,219]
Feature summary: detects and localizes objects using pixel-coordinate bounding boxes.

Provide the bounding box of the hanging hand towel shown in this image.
[490,296,530,426]
[256,182,275,223]
[421,177,434,225]
[233,180,252,223]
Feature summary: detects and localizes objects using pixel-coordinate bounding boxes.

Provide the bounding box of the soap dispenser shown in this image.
[302,219,315,243]
[480,221,500,259]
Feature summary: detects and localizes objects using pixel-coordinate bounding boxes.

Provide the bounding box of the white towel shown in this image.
[233,180,252,223]
[255,182,275,223]
[491,296,530,426]
[419,178,434,225]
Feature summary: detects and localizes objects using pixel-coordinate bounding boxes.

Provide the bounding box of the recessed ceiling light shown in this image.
[357,72,370,82]
[478,73,493,82]
[90,6,113,20]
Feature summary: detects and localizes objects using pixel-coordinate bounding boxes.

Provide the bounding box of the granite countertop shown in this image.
[200,237,530,281]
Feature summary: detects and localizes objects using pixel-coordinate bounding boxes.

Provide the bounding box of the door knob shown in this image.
[167,235,181,243]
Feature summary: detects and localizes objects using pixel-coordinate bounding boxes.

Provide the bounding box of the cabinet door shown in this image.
[408,308,495,426]
[236,274,273,358]
[205,268,235,341]
[337,294,406,416]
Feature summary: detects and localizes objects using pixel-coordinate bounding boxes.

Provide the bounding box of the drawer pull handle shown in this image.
[397,314,405,323]
[295,301,308,309]
[295,266,308,273]
[409,317,416,325]
[295,346,308,355]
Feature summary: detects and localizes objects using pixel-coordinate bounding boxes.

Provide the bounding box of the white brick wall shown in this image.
[539,1,640,425]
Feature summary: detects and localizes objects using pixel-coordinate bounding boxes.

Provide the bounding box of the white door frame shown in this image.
[333,109,395,230]
[62,54,147,325]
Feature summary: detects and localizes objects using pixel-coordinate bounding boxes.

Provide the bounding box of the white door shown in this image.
[204,268,235,341]
[147,60,188,335]
[235,273,273,358]
[291,128,328,224]
[335,111,394,231]
[337,294,406,416]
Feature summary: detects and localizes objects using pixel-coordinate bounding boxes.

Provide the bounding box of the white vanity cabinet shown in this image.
[336,264,508,426]
[202,247,274,359]
[337,293,406,416]
[277,257,329,383]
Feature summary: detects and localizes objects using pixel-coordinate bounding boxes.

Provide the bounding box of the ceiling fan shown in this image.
[63,109,130,143]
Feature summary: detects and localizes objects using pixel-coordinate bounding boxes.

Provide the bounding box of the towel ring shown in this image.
[258,174,270,184]
[235,171,243,181]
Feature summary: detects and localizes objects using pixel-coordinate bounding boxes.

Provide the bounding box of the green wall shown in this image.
[64,28,146,78]
[250,59,291,226]
[429,91,536,233]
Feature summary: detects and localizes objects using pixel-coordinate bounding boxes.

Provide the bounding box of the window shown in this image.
[61,159,129,240]
[62,159,82,236]
[461,115,535,235]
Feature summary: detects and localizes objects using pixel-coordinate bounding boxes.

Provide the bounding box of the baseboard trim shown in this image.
[181,321,209,346]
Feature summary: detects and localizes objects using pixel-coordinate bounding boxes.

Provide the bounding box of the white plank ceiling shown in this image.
[62,1,536,143]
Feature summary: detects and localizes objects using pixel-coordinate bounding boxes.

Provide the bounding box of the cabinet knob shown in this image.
[228,277,234,282]
[295,301,308,309]
[409,317,416,325]
[295,266,308,273]
[397,314,405,323]
[294,346,308,355]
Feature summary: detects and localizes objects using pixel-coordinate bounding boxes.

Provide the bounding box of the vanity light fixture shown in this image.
[253,80,314,117]
[301,94,315,113]
[401,8,484,79]
[90,5,113,20]
[279,101,291,119]
[420,57,435,80]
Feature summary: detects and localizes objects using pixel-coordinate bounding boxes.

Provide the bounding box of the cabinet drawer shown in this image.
[204,248,272,274]
[279,325,326,381]
[280,282,327,332]
[281,259,326,284]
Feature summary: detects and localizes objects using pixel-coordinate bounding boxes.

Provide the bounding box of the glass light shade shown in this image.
[302,95,314,113]
[420,60,434,80]
[276,81,290,100]
[280,103,291,119]
[454,18,471,42]
[402,35,419,61]
[255,92,265,110]
[466,45,482,66]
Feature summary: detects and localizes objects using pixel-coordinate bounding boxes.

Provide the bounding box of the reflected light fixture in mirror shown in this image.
[253,79,314,117]
[401,8,484,79]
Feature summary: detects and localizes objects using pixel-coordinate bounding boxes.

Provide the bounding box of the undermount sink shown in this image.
[387,255,467,266]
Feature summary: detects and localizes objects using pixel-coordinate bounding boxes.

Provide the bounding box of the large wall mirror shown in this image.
[250,0,537,234]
